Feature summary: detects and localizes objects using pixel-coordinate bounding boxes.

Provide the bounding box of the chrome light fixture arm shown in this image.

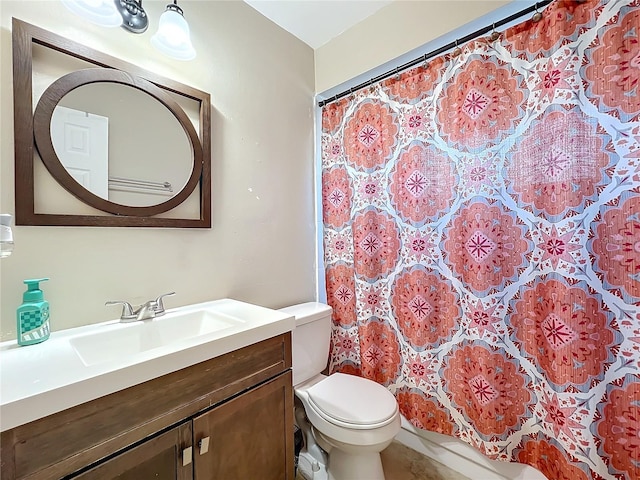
[115,0,148,34]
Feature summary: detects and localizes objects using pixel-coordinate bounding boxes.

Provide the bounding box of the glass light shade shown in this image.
[151,6,196,61]
[61,0,123,28]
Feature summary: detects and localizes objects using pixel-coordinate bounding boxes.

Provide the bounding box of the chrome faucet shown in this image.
[105,300,137,322]
[106,292,176,322]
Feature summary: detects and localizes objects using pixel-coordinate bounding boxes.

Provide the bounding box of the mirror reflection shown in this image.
[51,82,193,208]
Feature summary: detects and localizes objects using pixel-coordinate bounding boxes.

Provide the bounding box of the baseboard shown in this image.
[394,416,548,480]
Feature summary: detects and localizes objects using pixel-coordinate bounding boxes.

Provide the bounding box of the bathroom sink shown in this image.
[71,308,245,366]
[1,298,295,432]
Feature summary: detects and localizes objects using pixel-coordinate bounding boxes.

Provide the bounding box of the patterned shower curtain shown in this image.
[320,1,639,479]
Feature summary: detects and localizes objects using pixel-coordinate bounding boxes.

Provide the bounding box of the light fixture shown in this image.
[61,0,196,60]
[114,0,148,34]
[151,1,196,61]
[61,0,122,28]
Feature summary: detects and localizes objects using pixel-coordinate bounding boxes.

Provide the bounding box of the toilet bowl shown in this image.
[280,303,401,480]
[295,372,401,480]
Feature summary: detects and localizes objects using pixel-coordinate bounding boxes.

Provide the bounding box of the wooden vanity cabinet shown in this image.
[193,373,291,479]
[0,333,294,480]
[72,422,193,480]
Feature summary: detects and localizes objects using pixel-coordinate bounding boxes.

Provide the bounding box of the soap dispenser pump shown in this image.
[17,278,50,346]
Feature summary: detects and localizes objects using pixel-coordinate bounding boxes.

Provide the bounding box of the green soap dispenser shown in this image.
[17,278,50,346]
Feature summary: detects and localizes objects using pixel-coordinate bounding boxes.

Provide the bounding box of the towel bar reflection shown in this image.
[108,176,173,196]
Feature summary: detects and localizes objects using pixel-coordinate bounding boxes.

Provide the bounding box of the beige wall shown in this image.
[0,0,316,340]
[315,0,510,93]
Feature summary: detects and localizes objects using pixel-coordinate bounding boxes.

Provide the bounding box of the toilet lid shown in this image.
[306,373,397,426]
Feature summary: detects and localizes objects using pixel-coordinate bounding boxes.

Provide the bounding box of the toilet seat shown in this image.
[305,373,399,430]
[295,372,402,454]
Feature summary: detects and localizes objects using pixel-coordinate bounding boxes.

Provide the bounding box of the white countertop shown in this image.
[0,299,294,431]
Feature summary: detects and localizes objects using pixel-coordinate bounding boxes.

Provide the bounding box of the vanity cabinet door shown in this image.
[192,371,294,480]
[70,422,193,480]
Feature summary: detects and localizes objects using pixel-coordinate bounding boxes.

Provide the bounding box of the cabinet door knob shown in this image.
[182,446,193,466]
[198,436,210,455]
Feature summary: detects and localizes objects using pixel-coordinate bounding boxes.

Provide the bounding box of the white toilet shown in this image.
[280,302,401,480]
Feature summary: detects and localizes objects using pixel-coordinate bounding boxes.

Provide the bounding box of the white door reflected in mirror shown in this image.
[51,105,109,199]
[49,82,194,208]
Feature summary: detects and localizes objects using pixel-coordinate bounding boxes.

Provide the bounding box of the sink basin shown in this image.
[71,309,244,366]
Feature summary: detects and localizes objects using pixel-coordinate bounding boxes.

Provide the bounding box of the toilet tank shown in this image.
[279,302,333,386]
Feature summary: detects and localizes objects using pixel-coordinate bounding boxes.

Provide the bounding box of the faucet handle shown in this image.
[153,292,175,315]
[105,300,137,321]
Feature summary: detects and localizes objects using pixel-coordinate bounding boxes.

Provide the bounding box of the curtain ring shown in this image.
[452,39,462,57]
[532,3,543,22]
[489,22,501,42]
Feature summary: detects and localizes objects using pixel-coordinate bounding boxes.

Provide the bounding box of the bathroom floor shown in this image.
[295,441,470,480]
[381,441,470,480]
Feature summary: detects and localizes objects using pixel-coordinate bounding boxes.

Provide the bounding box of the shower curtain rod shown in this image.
[318,0,553,108]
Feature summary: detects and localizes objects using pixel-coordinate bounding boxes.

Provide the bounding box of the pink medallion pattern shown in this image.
[321,1,640,477]
[333,362,362,377]
[584,7,640,121]
[322,97,350,134]
[360,283,386,318]
[466,301,501,337]
[510,278,616,387]
[540,392,586,442]
[506,0,596,58]
[443,201,530,293]
[322,138,342,163]
[330,328,358,359]
[389,144,456,224]
[596,379,640,479]
[406,229,435,260]
[507,109,612,217]
[396,389,455,436]
[390,268,459,349]
[325,264,357,328]
[592,196,640,300]
[516,437,590,480]
[343,101,399,170]
[405,351,436,387]
[382,57,444,103]
[401,107,432,138]
[443,345,531,436]
[436,59,524,151]
[358,319,402,386]
[459,155,499,195]
[352,210,401,281]
[322,167,352,230]
[536,225,581,270]
[533,57,574,103]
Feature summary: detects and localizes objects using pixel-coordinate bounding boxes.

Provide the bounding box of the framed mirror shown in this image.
[12,19,211,227]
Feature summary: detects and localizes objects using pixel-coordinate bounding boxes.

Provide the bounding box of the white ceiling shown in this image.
[243,0,394,49]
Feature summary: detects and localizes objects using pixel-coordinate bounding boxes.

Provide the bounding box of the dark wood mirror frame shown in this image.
[12,18,212,227]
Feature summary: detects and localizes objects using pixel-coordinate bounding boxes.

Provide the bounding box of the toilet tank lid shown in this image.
[279,302,333,326]
[307,373,398,426]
